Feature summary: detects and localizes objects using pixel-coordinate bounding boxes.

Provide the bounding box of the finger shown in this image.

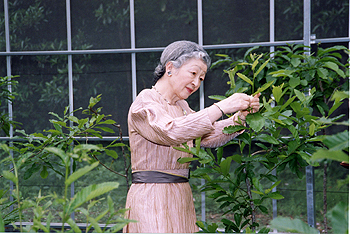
[254,93,261,98]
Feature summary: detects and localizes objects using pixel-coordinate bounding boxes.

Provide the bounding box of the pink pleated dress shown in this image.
[123,89,243,233]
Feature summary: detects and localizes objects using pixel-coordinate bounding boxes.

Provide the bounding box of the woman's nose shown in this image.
[192,77,200,87]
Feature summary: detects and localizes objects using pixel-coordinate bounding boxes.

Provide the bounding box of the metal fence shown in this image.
[0,0,349,227]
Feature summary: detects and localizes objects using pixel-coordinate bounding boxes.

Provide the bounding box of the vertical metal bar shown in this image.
[4,0,14,209]
[303,0,311,55]
[270,0,278,222]
[270,0,275,55]
[305,166,315,227]
[66,0,75,220]
[130,0,137,101]
[197,0,206,223]
[304,0,315,228]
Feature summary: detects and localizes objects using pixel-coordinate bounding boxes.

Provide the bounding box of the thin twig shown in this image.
[93,154,126,178]
[89,107,130,191]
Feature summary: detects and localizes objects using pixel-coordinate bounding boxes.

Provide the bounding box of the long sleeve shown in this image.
[128,89,215,146]
[200,112,245,148]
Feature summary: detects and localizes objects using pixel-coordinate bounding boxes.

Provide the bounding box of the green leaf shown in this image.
[68,115,79,124]
[294,89,305,102]
[237,73,253,85]
[266,191,284,200]
[40,166,49,179]
[2,171,18,184]
[331,90,349,102]
[251,190,264,195]
[84,129,102,138]
[67,218,82,233]
[192,167,214,177]
[223,125,247,134]
[324,61,339,72]
[99,119,116,125]
[328,101,343,116]
[219,157,232,176]
[65,162,99,186]
[323,130,349,151]
[287,125,300,144]
[95,126,115,133]
[269,69,294,77]
[24,163,41,180]
[252,177,264,192]
[264,180,281,194]
[311,149,348,163]
[280,96,297,112]
[195,137,201,155]
[225,68,237,89]
[246,112,265,132]
[208,95,226,101]
[255,134,279,144]
[254,58,270,78]
[105,149,119,159]
[177,157,197,163]
[270,217,319,234]
[252,54,263,71]
[230,154,242,164]
[73,144,101,153]
[67,182,119,214]
[253,80,274,96]
[272,84,283,103]
[108,142,127,148]
[45,147,68,162]
[289,77,300,88]
[173,146,192,155]
[0,215,4,232]
[327,202,348,234]
[259,205,268,214]
[216,147,223,163]
[234,213,242,228]
[317,67,329,79]
[291,57,301,67]
[88,216,102,233]
[309,123,315,136]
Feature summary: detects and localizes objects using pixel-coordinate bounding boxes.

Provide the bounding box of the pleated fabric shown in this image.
[123,89,244,233]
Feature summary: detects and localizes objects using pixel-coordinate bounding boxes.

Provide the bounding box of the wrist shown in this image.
[213,103,225,120]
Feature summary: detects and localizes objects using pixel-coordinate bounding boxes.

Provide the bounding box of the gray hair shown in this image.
[153,40,211,83]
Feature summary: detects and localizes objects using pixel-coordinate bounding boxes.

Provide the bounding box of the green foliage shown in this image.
[327,202,349,234]
[0,95,133,232]
[0,76,20,136]
[0,188,19,226]
[270,202,348,234]
[177,44,348,232]
[5,94,130,183]
[270,217,320,234]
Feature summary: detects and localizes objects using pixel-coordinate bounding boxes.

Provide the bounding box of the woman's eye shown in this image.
[200,77,204,81]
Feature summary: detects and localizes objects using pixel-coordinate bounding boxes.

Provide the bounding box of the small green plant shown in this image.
[1,142,134,232]
[0,95,134,232]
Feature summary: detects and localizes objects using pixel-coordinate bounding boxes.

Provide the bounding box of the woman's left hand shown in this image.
[238,93,261,120]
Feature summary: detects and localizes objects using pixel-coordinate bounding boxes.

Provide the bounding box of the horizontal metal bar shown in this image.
[0,37,348,56]
[315,37,350,43]
[0,136,129,141]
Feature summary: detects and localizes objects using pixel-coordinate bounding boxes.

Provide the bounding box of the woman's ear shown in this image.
[165,61,174,75]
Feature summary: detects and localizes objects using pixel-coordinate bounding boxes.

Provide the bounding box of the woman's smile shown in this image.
[186,87,194,93]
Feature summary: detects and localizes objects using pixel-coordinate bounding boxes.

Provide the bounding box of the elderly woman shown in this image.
[123,41,260,233]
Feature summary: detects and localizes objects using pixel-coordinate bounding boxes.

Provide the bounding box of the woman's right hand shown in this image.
[216,93,253,114]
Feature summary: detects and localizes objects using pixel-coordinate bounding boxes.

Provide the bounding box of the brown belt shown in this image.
[132,170,189,183]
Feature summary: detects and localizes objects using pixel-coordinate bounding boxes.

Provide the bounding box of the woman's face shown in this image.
[168,58,207,100]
